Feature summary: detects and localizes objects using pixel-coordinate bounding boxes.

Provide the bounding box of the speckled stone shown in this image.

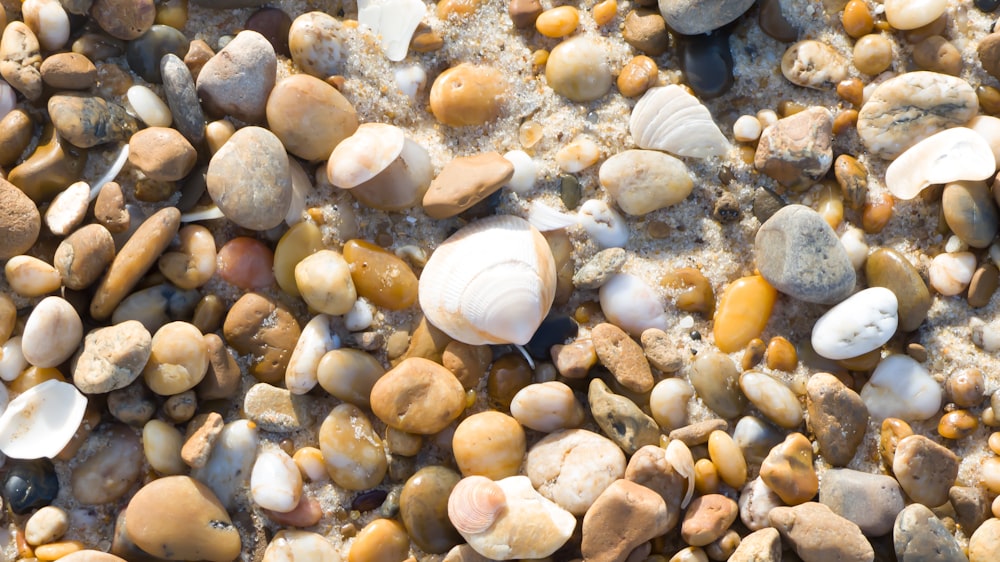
[587,378,660,454]
[592,323,654,393]
[770,502,874,561]
[90,0,155,40]
[820,469,904,537]
[581,479,669,562]
[806,373,869,467]
[196,30,276,123]
[894,503,965,561]
[160,53,206,144]
[0,177,40,259]
[243,383,314,433]
[73,320,152,394]
[206,126,291,230]
[0,22,43,100]
[224,293,300,383]
[48,93,137,148]
[892,435,958,508]
[40,53,97,89]
[681,494,739,546]
[754,106,833,187]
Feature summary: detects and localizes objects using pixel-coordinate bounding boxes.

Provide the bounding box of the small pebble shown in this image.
[681,494,738,547]
[4,255,61,298]
[423,152,514,218]
[806,373,869,467]
[592,322,654,392]
[754,106,833,187]
[4,459,59,514]
[853,34,893,75]
[781,40,849,90]
[622,8,668,56]
[599,149,693,215]
[929,251,977,295]
[453,411,525,479]
[224,293,301,383]
[545,36,612,102]
[617,55,659,98]
[429,64,506,127]
[588,378,661,454]
[536,6,579,38]
[712,275,776,353]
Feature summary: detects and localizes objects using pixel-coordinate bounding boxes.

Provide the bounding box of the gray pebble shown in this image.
[819,469,904,537]
[206,126,291,231]
[196,30,276,123]
[587,378,660,455]
[894,503,966,562]
[126,25,190,83]
[657,0,755,35]
[574,248,627,290]
[806,373,869,467]
[160,54,206,144]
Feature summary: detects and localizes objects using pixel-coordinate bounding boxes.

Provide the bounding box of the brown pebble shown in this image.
[834,154,868,210]
[892,434,959,507]
[981,32,1000,82]
[181,412,224,468]
[759,432,818,505]
[741,338,766,370]
[223,292,301,383]
[836,78,864,107]
[54,224,116,290]
[551,339,597,378]
[90,207,180,320]
[661,267,715,316]
[423,152,514,219]
[487,353,533,409]
[622,9,668,56]
[968,264,999,307]
[947,367,986,408]
[978,85,1000,115]
[442,341,492,390]
[343,239,419,310]
[91,0,155,40]
[509,0,543,28]
[183,39,214,80]
[617,55,658,98]
[128,127,197,182]
[906,342,928,362]
[765,336,797,371]
[429,64,506,127]
[879,417,913,468]
[681,494,738,547]
[913,35,962,75]
[841,0,873,38]
[862,194,893,233]
[8,125,87,202]
[592,322,654,393]
[94,181,129,233]
[262,496,323,528]
[40,53,97,89]
[668,419,727,447]
[939,410,978,440]
[0,109,33,167]
[0,177,41,259]
[370,357,466,434]
[832,108,859,135]
[640,328,683,373]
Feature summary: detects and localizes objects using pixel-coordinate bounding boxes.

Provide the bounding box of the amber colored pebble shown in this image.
[834,154,868,210]
[10,366,66,394]
[273,221,323,298]
[902,13,946,44]
[978,85,1000,115]
[939,410,978,440]
[429,64,506,127]
[836,78,864,107]
[536,6,580,38]
[216,237,275,290]
[0,109,33,167]
[343,239,418,310]
[192,294,225,334]
[593,0,617,25]
[693,458,720,495]
[617,55,658,98]
[662,267,715,316]
[836,348,881,371]
[879,417,913,468]
[34,541,84,561]
[713,275,777,353]
[778,100,806,117]
[968,264,999,308]
[989,432,1000,455]
[906,343,928,363]
[487,353,533,410]
[765,336,797,371]
[348,519,410,562]
[947,367,985,408]
[841,0,873,38]
[862,194,893,233]
[437,0,481,18]
[741,338,766,370]
[155,0,188,28]
[532,49,549,67]
[833,109,859,135]
[410,30,444,52]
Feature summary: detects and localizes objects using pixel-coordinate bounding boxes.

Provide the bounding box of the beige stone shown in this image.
[370,357,466,434]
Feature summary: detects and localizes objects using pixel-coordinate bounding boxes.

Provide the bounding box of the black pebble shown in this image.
[525,314,579,359]
[977,0,1000,12]
[351,489,388,512]
[4,459,59,515]
[246,8,293,57]
[126,25,191,83]
[677,29,734,99]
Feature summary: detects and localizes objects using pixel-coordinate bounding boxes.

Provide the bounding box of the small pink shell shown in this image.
[447,476,507,534]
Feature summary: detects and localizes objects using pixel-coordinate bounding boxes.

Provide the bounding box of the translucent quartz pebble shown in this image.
[860,355,942,421]
[885,127,996,200]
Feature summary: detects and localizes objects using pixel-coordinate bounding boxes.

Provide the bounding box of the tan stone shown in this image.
[182,412,224,468]
[370,357,466,434]
[128,127,197,181]
[759,432,818,505]
[223,292,301,383]
[681,494,739,547]
[581,479,669,562]
[422,152,514,218]
[266,74,358,161]
[592,322,654,392]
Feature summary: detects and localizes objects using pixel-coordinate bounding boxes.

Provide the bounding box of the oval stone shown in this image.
[196,30,276,123]
[400,466,463,554]
[811,287,898,360]
[266,74,358,161]
[943,180,999,248]
[370,357,465,434]
[865,248,932,332]
[860,355,942,421]
[206,126,292,231]
[599,149,693,215]
[0,178,40,259]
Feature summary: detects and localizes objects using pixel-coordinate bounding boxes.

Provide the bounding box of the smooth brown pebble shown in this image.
[54,223,116,290]
[429,64,505,127]
[423,152,514,219]
[370,357,465,434]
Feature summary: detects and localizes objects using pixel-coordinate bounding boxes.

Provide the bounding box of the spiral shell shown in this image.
[448,475,508,534]
[629,85,730,159]
[418,215,556,345]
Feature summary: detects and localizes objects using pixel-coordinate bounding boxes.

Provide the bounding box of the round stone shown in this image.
[681,494,739,546]
[54,224,115,290]
[370,357,465,434]
[860,355,942,421]
[545,36,613,102]
[288,11,346,79]
[90,0,154,39]
[429,64,506,127]
[196,30,276,123]
[658,0,754,35]
[0,178,40,259]
[21,296,82,368]
[599,149,693,215]
[811,287,898,360]
[266,74,358,161]
[48,93,137,148]
[943,180,999,248]
[4,459,59,514]
[452,411,525,479]
[894,504,965,560]
[318,404,387,490]
[884,0,947,30]
[753,106,833,187]
[524,428,626,515]
[206,126,292,230]
[223,292,301,384]
[40,52,97,89]
[128,126,197,181]
[865,248,932,332]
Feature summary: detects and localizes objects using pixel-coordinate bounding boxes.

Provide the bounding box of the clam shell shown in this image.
[885,127,996,200]
[666,439,695,508]
[358,0,427,62]
[326,123,405,188]
[629,85,731,159]
[0,380,87,459]
[418,215,557,345]
[448,475,508,534]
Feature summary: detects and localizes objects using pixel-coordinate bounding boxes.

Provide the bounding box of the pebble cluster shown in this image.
[5,0,1000,561]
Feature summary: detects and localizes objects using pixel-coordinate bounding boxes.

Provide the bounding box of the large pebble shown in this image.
[0,22,43,100]
[40,53,96,90]
[969,519,1000,562]
[730,528,781,562]
[811,287,898,360]
[370,357,465,434]
[894,503,965,560]
[545,36,612,102]
[770,502,875,561]
[624,445,685,531]
[681,494,738,546]
[196,30,276,123]
[128,127,196,181]
[125,475,241,562]
[510,381,584,432]
[739,478,784,531]
[343,240,419,310]
[142,322,208,395]
[892,434,958,507]
[294,250,356,315]
[865,248,932,332]
[21,296,81,368]
[759,432,817,505]
[755,106,833,186]
[71,425,143,505]
[48,94,137,148]
[588,378,660,454]
[884,0,946,30]
[739,371,802,428]
[25,505,69,546]
[599,149,693,215]
[599,273,668,336]
[806,373,869,466]
[318,403,386,490]
[943,180,999,248]
[73,321,151,394]
[190,420,258,509]
[400,466,462,554]
[857,71,977,160]
[658,0,754,34]
[592,323,654,393]
[860,355,942,421]
[820,469,904,537]
[8,125,87,203]
[429,64,506,127]
[453,411,525,479]
[91,0,154,39]
[754,204,855,304]
[207,126,291,231]
[288,12,346,79]
[0,178,40,259]
[4,459,59,514]
[250,449,302,513]
[581,479,669,561]
[266,74,358,161]
[349,519,409,562]
[423,152,514,218]
[224,292,300,383]
[689,351,746,419]
[524,428,625,516]
[780,40,849,90]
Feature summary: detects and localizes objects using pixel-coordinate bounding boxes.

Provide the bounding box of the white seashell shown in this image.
[503,150,537,194]
[0,81,17,120]
[0,337,28,382]
[579,199,628,248]
[286,314,339,395]
[142,419,186,476]
[250,449,303,513]
[419,215,556,345]
[344,297,374,331]
[509,382,585,432]
[357,0,427,62]
[452,475,576,560]
[665,439,696,508]
[262,530,339,562]
[448,475,508,534]
[285,158,313,226]
[0,380,86,459]
[89,144,130,201]
[738,371,803,429]
[127,85,172,127]
[394,64,427,100]
[860,355,942,421]
[649,378,694,431]
[23,0,70,52]
[45,181,90,236]
[327,123,404,188]
[929,251,976,296]
[598,273,668,336]
[191,420,259,510]
[527,200,579,232]
[629,85,731,159]
[885,128,997,200]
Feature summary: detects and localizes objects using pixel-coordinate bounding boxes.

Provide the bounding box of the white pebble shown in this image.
[292,447,329,482]
[263,531,339,562]
[738,371,803,429]
[286,314,338,395]
[142,419,186,476]
[555,136,601,173]
[733,115,763,142]
[21,296,82,368]
[811,287,898,360]
[884,0,947,30]
[357,0,426,62]
[756,109,778,128]
[839,227,868,269]
[944,235,967,253]
[678,315,695,329]
[394,64,427,100]
[649,378,694,431]
[191,419,259,509]
[510,382,584,432]
[599,273,668,336]
[970,317,1000,352]
[5,255,61,298]
[251,448,303,513]
[344,298,374,332]
[127,85,173,127]
[23,0,69,52]
[579,199,628,248]
[25,506,69,546]
[860,355,942,421]
[0,337,27,382]
[503,150,538,194]
[44,181,90,236]
[928,251,976,296]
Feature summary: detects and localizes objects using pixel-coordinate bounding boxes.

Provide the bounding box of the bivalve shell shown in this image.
[419,215,556,345]
[0,380,87,459]
[447,475,508,534]
[629,85,731,159]
[885,127,996,200]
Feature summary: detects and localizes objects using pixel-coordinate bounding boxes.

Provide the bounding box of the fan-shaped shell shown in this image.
[629,85,731,159]
[326,123,405,188]
[448,476,508,534]
[418,215,556,345]
[885,127,997,200]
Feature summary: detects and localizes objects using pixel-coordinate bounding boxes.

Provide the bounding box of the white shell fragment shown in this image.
[0,380,87,459]
[503,150,538,194]
[885,128,997,200]
[419,216,556,345]
[811,287,898,360]
[327,123,405,188]
[629,85,731,159]
[45,181,90,236]
[665,439,696,508]
[599,273,668,336]
[860,355,942,421]
[250,449,303,513]
[357,0,427,62]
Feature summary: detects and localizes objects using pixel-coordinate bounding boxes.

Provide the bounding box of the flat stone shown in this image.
[206,126,291,230]
[423,152,514,219]
[265,74,358,161]
[689,351,746,418]
[181,412,224,468]
[681,494,738,546]
[865,248,932,332]
[0,177,40,259]
[588,378,660,455]
[857,71,977,160]
[811,287,898,360]
[950,486,991,536]
[243,383,314,433]
[196,30,276,123]
[40,52,97,89]
[574,248,627,290]
[581,479,669,562]
[668,419,728,447]
[820,469,904,537]
[770,502,875,562]
[892,435,958,508]
[599,149,693,215]
[754,106,833,187]
[592,323,654,393]
[658,0,755,34]
[806,373,869,466]
[754,204,855,304]
[48,93,137,148]
[894,503,966,561]
[73,321,152,394]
